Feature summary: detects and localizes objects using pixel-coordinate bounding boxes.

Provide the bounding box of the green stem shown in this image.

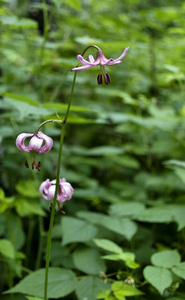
[44,71,77,300]
[34,119,64,135]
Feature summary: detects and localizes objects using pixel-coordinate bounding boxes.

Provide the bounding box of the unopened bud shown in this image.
[97,74,103,85]
[104,73,111,85]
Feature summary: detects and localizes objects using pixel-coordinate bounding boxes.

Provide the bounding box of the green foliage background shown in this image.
[1,0,185,299]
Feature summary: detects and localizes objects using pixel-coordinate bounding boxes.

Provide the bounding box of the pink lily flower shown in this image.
[16,131,53,170]
[39,178,74,203]
[71,46,129,85]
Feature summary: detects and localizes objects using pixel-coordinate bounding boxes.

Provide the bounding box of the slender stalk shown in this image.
[44,71,77,300]
[34,119,64,135]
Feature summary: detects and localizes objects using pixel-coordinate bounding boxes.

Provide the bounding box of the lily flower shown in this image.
[71,46,129,84]
[16,131,53,170]
[39,178,74,203]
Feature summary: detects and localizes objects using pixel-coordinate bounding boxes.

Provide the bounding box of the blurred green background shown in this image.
[1,0,185,299]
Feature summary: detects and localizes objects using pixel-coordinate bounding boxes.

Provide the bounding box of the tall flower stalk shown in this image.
[44,71,77,300]
[43,44,129,299]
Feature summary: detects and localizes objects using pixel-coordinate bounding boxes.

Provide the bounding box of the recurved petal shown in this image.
[77,55,96,66]
[39,179,51,200]
[106,60,121,66]
[47,185,56,200]
[113,46,129,62]
[36,131,53,153]
[71,65,94,71]
[61,182,74,200]
[16,133,33,152]
[88,54,95,63]
[60,178,67,183]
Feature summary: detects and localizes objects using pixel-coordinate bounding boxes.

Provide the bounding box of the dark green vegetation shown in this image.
[1,0,185,299]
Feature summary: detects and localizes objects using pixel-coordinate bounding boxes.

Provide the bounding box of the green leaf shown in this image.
[102,252,139,269]
[0,239,15,259]
[5,268,76,298]
[100,216,137,241]
[97,289,111,299]
[2,97,49,119]
[6,213,25,250]
[15,197,45,217]
[134,206,173,223]
[112,281,143,298]
[93,239,123,254]
[26,297,43,300]
[16,180,40,198]
[172,262,185,279]
[43,102,90,112]
[144,266,173,294]
[164,160,185,169]
[73,247,106,275]
[0,91,38,105]
[85,146,124,156]
[61,216,98,245]
[0,16,37,28]
[64,0,81,11]
[109,202,145,217]
[77,212,137,240]
[167,297,185,300]
[75,276,110,300]
[151,250,181,268]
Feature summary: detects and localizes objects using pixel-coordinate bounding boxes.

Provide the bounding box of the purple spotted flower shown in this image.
[71,46,129,85]
[16,131,53,170]
[39,178,74,203]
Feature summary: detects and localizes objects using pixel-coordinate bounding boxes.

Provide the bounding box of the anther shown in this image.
[24,161,29,168]
[104,73,111,85]
[97,74,103,85]
[60,206,66,214]
[36,161,41,171]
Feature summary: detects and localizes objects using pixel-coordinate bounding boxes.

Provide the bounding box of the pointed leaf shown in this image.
[76,276,110,300]
[73,247,106,275]
[93,239,123,254]
[61,216,98,245]
[151,250,181,268]
[112,281,143,298]
[0,239,15,259]
[172,262,185,279]
[5,268,76,298]
[144,266,173,294]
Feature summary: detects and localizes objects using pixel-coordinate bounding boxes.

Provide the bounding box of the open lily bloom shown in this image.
[39,178,74,203]
[16,131,53,170]
[71,46,129,84]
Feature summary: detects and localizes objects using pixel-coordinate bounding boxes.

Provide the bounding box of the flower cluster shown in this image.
[16,44,129,206]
